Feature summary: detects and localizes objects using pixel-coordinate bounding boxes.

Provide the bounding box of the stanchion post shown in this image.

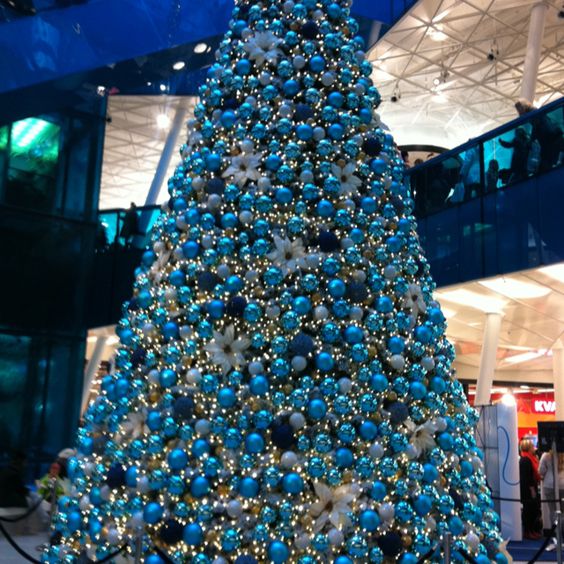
[134,528,143,564]
[556,509,563,564]
[444,531,452,564]
[552,438,563,564]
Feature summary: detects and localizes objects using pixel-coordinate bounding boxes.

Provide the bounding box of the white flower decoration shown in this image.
[204,325,250,374]
[222,153,262,186]
[267,236,308,275]
[401,283,427,317]
[121,409,148,439]
[310,482,360,533]
[331,162,362,196]
[243,31,283,66]
[405,419,437,456]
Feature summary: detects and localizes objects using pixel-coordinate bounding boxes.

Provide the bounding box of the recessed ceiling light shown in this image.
[435,289,505,313]
[479,277,550,299]
[156,114,171,129]
[194,42,208,54]
[504,349,548,365]
[159,83,167,92]
[172,60,186,71]
[538,263,564,282]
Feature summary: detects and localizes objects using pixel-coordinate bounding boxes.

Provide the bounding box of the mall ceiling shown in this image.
[370,0,564,148]
[98,0,564,208]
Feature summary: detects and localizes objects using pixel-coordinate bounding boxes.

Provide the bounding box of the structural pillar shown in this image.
[553,340,564,421]
[520,1,548,103]
[474,312,503,406]
[144,102,188,206]
[81,336,108,415]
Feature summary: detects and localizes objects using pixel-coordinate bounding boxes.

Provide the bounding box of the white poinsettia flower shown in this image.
[204,325,250,374]
[222,153,262,186]
[401,283,427,316]
[243,30,283,66]
[331,162,362,196]
[310,482,360,533]
[405,419,437,456]
[267,236,307,275]
[121,409,148,439]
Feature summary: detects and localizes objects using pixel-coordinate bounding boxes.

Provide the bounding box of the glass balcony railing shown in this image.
[97,205,160,251]
[409,97,564,217]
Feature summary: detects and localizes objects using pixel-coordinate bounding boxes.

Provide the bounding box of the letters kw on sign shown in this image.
[534,400,556,413]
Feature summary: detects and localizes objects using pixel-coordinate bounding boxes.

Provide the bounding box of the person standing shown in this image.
[539,450,564,548]
[520,439,542,539]
[120,202,140,248]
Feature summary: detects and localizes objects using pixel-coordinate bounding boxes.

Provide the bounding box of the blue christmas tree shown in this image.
[45,0,506,562]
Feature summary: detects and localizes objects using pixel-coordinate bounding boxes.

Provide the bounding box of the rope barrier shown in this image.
[458,547,478,564]
[0,518,128,564]
[93,544,129,563]
[416,544,439,563]
[0,498,44,523]
[153,544,176,563]
[0,520,41,563]
[490,495,562,503]
[527,522,557,564]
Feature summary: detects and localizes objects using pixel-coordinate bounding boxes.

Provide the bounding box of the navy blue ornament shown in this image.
[294,103,314,121]
[106,464,126,489]
[363,137,382,156]
[227,296,247,317]
[289,332,315,356]
[197,271,219,291]
[346,281,368,303]
[235,557,259,564]
[377,532,402,557]
[131,347,146,367]
[173,396,195,420]
[388,401,409,424]
[271,423,295,449]
[300,20,319,39]
[319,230,340,252]
[159,519,184,545]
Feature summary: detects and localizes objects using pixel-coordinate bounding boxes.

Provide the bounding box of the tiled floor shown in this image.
[1,533,50,563]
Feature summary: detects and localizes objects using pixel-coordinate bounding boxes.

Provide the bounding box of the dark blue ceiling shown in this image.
[0,0,417,125]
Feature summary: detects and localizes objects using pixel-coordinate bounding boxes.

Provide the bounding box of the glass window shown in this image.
[5,117,61,212]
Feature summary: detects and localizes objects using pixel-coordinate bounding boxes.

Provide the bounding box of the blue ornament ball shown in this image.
[235,557,259,564]
[168,449,188,471]
[106,464,126,489]
[143,502,163,524]
[282,472,304,494]
[271,423,295,449]
[190,476,210,498]
[268,540,290,563]
[377,532,402,557]
[145,556,165,564]
[173,396,195,419]
[183,523,203,546]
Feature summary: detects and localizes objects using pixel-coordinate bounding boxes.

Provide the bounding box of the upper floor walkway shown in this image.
[91,96,564,326]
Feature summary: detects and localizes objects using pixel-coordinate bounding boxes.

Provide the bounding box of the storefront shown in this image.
[468,387,555,442]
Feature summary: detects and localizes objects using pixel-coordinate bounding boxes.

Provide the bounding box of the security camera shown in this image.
[390,94,399,103]
[558,9,564,18]
[487,50,496,62]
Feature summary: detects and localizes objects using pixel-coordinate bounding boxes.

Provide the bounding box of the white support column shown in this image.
[474,312,503,406]
[553,340,564,421]
[520,1,548,103]
[145,103,188,206]
[81,336,108,415]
